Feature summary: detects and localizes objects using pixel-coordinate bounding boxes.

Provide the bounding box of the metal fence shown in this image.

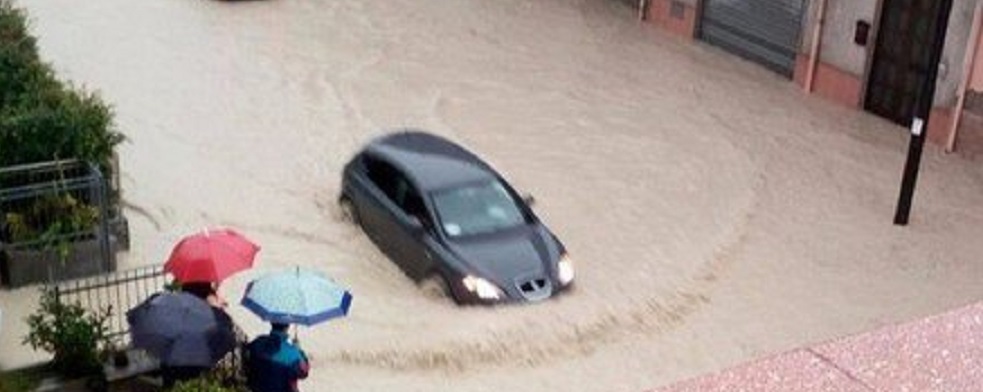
[53,264,249,384]
[0,160,120,287]
[53,263,170,345]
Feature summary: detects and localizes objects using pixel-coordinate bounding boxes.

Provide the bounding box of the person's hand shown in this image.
[208,294,228,308]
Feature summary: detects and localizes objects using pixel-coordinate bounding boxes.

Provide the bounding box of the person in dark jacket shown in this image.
[245,323,310,392]
[159,282,233,388]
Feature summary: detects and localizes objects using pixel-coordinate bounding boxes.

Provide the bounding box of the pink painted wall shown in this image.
[971,25,983,91]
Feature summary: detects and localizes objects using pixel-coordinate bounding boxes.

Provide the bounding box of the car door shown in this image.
[357,155,433,278]
[353,154,402,254]
[393,183,438,280]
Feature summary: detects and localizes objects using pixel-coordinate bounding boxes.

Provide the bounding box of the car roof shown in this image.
[364,130,496,192]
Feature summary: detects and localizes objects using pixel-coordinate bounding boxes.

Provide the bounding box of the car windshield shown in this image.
[431,180,527,238]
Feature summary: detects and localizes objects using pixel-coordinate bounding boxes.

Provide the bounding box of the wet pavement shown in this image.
[654,301,983,392]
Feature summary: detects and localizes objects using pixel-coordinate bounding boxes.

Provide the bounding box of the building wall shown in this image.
[639,0,983,152]
[796,0,978,105]
[800,0,877,77]
[792,0,876,108]
[936,0,978,107]
[971,28,983,90]
[919,0,976,147]
[793,0,982,149]
[646,0,699,39]
[959,5,983,156]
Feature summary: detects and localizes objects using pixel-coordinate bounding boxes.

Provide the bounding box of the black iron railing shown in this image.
[53,264,170,345]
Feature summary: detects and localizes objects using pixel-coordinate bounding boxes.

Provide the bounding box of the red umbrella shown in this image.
[164,228,260,283]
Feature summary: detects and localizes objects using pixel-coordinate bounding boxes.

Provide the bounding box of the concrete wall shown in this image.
[936,0,979,107]
[793,0,876,107]
[971,25,983,90]
[959,4,983,156]
[646,0,699,39]
[796,0,980,109]
[800,0,878,77]
[639,0,983,151]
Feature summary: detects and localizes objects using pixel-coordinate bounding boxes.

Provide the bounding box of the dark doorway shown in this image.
[865,0,951,125]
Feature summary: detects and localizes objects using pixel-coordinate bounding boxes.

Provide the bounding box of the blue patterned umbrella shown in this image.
[241,267,352,326]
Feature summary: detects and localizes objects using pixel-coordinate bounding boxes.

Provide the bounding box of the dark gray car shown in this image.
[339,131,575,304]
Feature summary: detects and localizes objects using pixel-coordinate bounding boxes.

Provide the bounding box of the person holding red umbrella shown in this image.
[181,281,228,308]
[157,227,260,385]
[166,228,259,309]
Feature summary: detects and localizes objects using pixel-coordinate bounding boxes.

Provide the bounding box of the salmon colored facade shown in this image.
[639,0,983,156]
[792,54,863,108]
[645,0,698,40]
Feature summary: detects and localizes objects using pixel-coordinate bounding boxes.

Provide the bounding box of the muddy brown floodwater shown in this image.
[3,0,983,391]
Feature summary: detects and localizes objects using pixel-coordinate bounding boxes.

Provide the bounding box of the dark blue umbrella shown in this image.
[127,291,236,367]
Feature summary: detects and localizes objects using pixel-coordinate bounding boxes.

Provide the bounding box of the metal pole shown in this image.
[894,0,955,225]
[94,162,114,270]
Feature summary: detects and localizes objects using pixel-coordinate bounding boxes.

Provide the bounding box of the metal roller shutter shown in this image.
[700,0,807,76]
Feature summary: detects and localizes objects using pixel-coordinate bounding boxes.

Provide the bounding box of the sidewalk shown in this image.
[654,301,983,391]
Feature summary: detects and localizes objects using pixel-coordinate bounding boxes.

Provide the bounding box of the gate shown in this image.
[699,0,808,76]
[865,0,949,125]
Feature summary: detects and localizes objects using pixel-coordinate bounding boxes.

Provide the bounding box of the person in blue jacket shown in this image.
[245,323,310,392]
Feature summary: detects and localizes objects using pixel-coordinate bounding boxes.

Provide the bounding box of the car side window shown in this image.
[400,186,431,228]
[363,155,429,226]
[363,155,401,202]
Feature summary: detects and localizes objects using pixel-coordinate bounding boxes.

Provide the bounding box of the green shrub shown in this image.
[0,368,42,392]
[22,287,111,378]
[169,377,247,392]
[0,0,51,109]
[0,0,123,173]
[5,193,99,243]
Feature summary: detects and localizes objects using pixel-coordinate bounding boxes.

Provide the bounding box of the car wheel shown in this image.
[419,273,455,303]
[339,196,360,226]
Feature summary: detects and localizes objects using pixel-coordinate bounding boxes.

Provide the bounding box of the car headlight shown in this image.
[462,276,503,300]
[558,254,575,285]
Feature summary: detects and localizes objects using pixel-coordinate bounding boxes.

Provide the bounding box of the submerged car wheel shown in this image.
[339,196,360,226]
[420,273,457,303]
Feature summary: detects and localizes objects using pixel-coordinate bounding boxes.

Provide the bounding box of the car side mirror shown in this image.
[523,194,536,206]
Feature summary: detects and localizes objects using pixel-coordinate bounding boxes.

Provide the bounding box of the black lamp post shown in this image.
[894,0,956,225]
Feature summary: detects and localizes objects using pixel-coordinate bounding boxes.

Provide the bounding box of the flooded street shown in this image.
[4,0,983,390]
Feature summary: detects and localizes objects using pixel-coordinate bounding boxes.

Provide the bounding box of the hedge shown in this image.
[0,0,123,173]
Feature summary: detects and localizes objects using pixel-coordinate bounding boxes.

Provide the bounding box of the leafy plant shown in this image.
[4,193,99,244]
[169,376,247,392]
[0,368,42,392]
[0,0,123,174]
[22,287,111,378]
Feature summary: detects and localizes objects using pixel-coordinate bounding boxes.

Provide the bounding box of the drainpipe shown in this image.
[805,0,828,93]
[639,0,649,21]
[946,2,983,152]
